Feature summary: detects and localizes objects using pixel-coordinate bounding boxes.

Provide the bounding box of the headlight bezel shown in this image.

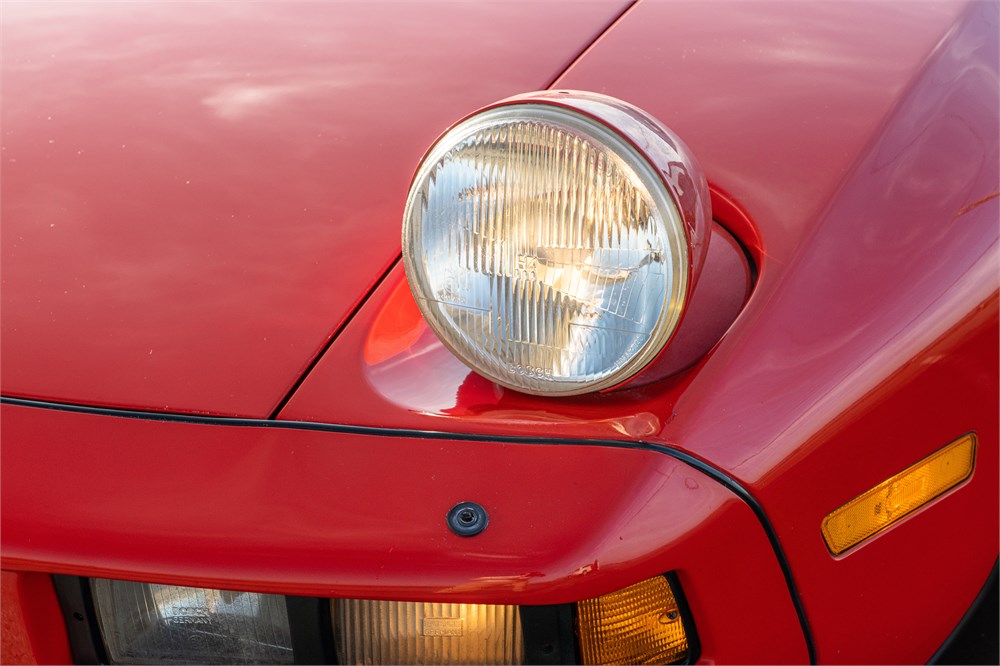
[401,90,711,396]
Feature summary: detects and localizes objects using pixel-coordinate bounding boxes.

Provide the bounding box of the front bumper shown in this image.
[1,399,808,663]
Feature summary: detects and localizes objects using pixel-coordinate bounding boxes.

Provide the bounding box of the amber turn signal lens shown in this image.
[822,433,977,556]
[576,575,689,665]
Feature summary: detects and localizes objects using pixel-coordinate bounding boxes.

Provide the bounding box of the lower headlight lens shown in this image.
[402,100,692,396]
[92,579,294,665]
[576,575,690,665]
[332,599,524,665]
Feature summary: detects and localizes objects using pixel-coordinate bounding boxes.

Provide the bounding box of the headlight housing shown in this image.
[64,574,694,665]
[90,579,294,665]
[402,91,710,395]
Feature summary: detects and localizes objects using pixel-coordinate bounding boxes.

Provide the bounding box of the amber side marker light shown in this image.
[576,574,692,665]
[821,433,977,556]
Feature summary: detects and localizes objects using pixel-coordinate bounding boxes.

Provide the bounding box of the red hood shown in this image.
[0,1,629,416]
[275,0,996,450]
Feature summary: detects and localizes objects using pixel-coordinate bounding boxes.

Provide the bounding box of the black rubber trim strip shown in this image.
[927,558,999,665]
[1,394,817,663]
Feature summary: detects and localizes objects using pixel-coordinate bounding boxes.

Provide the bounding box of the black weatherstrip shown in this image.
[2,395,817,663]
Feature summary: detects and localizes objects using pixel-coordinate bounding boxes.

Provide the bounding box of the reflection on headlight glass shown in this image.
[404,105,687,395]
[92,579,293,665]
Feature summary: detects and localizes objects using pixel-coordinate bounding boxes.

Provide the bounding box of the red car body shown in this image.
[2,1,997,664]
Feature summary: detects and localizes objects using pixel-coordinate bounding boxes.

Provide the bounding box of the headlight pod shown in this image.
[403,91,710,396]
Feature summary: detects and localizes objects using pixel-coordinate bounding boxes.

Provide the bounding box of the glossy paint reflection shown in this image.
[0,1,629,416]
[558,1,999,661]
[663,0,998,477]
[284,0,989,436]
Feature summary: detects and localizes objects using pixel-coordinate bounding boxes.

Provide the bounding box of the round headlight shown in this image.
[402,92,710,396]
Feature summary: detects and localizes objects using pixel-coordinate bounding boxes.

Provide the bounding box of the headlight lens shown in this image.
[92,579,294,664]
[402,98,696,395]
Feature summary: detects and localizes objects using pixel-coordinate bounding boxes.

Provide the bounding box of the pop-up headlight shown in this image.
[402,92,710,395]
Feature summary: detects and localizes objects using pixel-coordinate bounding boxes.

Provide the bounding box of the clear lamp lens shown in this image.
[332,599,524,665]
[403,104,688,395]
[92,579,294,665]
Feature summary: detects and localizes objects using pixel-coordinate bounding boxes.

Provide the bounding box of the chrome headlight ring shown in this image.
[402,91,710,396]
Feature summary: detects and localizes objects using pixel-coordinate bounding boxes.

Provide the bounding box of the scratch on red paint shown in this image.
[953,190,999,219]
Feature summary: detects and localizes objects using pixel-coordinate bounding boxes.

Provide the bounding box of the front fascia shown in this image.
[0,401,809,663]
